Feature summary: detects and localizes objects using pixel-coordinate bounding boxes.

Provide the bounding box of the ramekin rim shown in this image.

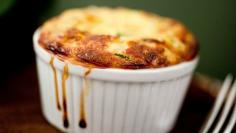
[33,29,199,82]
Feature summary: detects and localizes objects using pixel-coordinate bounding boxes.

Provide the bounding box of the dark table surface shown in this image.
[0,64,218,133]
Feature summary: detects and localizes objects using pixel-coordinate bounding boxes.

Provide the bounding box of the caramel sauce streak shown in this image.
[84,68,92,77]
[62,64,69,128]
[79,68,92,128]
[49,57,61,111]
[79,86,86,128]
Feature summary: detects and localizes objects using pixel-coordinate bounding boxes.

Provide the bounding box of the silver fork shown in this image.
[200,74,236,133]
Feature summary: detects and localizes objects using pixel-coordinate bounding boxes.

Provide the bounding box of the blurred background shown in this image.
[0,0,235,84]
[0,0,235,132]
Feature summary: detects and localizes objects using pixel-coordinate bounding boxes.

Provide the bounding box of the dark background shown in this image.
[0,0,236,83]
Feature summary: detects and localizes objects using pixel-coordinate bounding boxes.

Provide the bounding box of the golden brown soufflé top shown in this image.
[38,6,198,69]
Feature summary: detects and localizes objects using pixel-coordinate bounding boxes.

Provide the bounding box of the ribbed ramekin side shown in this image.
[149,73,192,133]
[37,57,76,132]
[36,55,195,133]
[37,57,63,131]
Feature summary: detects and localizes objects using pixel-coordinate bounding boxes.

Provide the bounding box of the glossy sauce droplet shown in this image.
[79,68,92,129]
[49,57,61,111]
[79,119,87,128]
[62,64,69,128]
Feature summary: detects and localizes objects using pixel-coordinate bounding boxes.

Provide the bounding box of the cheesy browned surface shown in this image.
[38,6,198,69]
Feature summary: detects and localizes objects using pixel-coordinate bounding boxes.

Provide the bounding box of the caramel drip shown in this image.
[49,57,61,111]
[79,86,86,129]
[79,68,92,128]
[62,64,69,128]
[84,68,92,77]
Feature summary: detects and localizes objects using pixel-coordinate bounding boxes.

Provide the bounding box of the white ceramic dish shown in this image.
[33,29,199,133]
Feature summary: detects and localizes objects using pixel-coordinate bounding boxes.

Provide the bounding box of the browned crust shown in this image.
[38,7,198,69]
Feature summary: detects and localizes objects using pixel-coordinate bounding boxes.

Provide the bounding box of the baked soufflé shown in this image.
[39,6,198,69]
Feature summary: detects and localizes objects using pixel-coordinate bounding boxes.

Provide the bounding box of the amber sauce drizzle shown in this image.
[49,57,61,111]
[62,64,69,128]
[79,68,92,129]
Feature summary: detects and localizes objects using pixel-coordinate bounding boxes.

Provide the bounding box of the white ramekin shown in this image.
[33,29,199,133]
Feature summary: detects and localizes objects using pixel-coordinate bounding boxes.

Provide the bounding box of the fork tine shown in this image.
[200,74,233,133]
[223,80,236,133]
[213,78,236,133]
